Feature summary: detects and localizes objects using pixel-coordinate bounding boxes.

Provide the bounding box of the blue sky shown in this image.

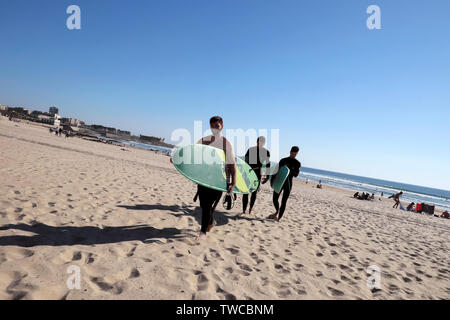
[1,0,449,190]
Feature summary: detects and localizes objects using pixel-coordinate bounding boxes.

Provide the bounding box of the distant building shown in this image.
[89,125,117,136]
[69,118,85,127]
[140,135,165,143]
[49,106,59,115]
[30,110,52,118]
[38,114,51,121]
[0,105,8,111]
[117,129,131,136]
[54,114,61,127]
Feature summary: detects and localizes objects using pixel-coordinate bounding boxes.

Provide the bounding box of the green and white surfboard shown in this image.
[172,144,259,194]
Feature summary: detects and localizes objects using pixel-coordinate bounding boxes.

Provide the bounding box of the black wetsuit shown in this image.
[242,146,270,212]
[273,157,301,220]
[198,185,222,233]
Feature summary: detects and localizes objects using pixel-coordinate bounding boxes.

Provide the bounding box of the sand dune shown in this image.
[0,118,449,300]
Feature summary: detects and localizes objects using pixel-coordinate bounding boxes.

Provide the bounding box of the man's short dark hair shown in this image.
[210,116,223,125]
[291,146,299,153]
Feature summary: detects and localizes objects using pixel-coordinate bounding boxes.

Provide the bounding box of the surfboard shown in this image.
[270,165,290,194]
[172,144,259,194]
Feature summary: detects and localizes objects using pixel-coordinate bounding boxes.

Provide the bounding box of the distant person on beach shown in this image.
[192,116,236,240]
[317,180,322,189]
[241,136,270,216]
[407,202,415,211]
[353,192,359,198]
[441,211,449,219]
[268,146,301,222]
[389,191,403,208]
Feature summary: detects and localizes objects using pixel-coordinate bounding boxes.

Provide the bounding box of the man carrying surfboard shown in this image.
[241,136,270,215]
[268,146,301,222]
[196,116,236,240]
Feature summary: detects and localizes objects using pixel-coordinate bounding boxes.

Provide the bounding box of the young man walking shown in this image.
[268,146,301,222]
[241,136,270,215]
[196,116,236,240]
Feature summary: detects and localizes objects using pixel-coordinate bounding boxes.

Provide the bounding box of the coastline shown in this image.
[1,117,449,300]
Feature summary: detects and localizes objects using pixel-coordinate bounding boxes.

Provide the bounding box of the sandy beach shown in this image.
[0,117,449,300]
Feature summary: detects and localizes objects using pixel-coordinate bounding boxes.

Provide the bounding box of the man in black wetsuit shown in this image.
[268,146,301,222]
[241,136,270,215]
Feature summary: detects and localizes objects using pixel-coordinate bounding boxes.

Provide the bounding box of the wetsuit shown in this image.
[273,157,301,220]
[242,146,270,212]
[197,135,236,233]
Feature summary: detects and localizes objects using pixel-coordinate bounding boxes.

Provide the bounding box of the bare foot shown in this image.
[206,220,216,232]
[195,232,207,241]
[267,213,278,220]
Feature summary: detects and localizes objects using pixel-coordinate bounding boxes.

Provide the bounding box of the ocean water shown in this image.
[299,167,450,211]
[98,136,173,154]
[118,140,173,154]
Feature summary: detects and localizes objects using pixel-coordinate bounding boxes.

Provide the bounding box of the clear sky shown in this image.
[1,0,449,190]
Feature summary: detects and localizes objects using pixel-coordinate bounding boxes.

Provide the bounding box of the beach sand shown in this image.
[1,117,449,300]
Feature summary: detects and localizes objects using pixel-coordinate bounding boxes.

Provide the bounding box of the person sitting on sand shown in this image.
[357,192,368,200]
[195,116,236,240]
[353,192,359,198]
[441,211,449,219]
[317,180,322,189]
[241,136,270,216]
[268,146,301,222]
[406,202,415,211]
[391,191,403,208]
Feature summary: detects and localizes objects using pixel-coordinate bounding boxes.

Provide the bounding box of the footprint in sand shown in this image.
[226,248,239,255]
[225,267,233,274]
[129,268,140,279]
[196,274,209,291]
[327,286,344,297]
[277,288,292,298]
[5,248,34,260]
[127,245,138,257]
[216,285,237,300]
[6,272,36,300]
[72,251,82,261]
[324,262,335,270]
[86,253,96,264]
[90,277,126,295]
